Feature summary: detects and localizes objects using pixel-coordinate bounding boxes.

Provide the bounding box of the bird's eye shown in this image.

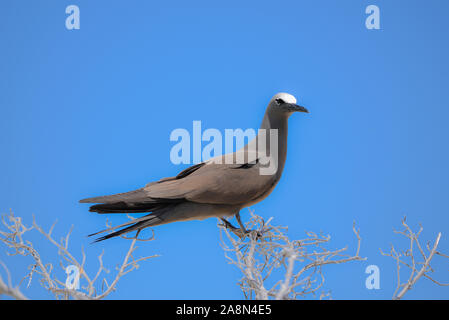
[275,98,285,105]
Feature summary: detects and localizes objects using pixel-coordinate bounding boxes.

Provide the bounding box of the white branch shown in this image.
[381,217,448,300]
[219,210,365,300]
[0,211,158,300]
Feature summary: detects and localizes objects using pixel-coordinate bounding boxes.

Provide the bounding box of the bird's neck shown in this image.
[258,111,289,176]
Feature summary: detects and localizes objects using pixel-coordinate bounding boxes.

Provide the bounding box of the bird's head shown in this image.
[268,92,309,115]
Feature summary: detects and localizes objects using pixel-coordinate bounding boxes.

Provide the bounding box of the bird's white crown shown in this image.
[272,92,297,104]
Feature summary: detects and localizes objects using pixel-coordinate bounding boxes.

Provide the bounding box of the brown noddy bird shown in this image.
[80,93,308,242]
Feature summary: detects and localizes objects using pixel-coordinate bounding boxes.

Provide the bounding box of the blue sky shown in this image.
[1,0,448,299]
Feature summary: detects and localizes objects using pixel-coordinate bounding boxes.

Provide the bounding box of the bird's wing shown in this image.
[79,163,207,204]
[144,157,276,205]
[80,150,275,206]
[79,187,152,204]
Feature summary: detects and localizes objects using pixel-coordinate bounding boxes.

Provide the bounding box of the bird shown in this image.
[80,92,309,242]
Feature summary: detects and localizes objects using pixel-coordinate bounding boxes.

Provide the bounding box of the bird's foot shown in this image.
[220,218,262,240]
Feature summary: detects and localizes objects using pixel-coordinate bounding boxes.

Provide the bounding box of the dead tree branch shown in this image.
[380,217,448,300]
[0,211,158,300]
[219,210,365,300]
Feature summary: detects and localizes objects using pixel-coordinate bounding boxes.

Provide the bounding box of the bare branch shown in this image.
[219,210,365,300]
[381,217,448,300]
[0,260,28,299]
[0,211,158,299]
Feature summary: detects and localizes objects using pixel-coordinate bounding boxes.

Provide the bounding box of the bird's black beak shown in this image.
[286,103,309,113]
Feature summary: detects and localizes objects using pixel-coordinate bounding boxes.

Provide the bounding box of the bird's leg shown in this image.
[235,212,263,240]
[220,217,247,239]
[221,213,261,240]
[235,212,248,233]
[220,218,239,230]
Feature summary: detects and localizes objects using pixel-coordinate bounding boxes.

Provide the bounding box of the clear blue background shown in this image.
[1,0,448,299]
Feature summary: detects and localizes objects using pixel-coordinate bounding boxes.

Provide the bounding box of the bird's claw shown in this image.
[220,218,262,240]
[236,228,263,240]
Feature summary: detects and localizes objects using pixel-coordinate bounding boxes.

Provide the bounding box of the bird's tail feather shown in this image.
[88,202,166,214]
[91,218,157,243]
[79,188,151,204]
[87,213,155,237]
[89,204,176,242]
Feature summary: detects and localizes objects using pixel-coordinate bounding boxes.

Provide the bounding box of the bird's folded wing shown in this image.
[80,150,274,206]
[145,162,274,205]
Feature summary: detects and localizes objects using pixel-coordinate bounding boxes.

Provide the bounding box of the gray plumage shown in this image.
[80,93,308,242]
